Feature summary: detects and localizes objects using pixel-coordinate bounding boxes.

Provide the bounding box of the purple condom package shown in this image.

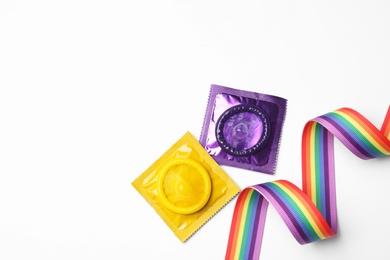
[199,84,287,174]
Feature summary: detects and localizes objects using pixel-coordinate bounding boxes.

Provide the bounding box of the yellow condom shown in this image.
[132,131,240,242]
[157,158,211,214]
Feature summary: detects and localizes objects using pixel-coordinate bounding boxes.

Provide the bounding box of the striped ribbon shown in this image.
[225,106,390,260]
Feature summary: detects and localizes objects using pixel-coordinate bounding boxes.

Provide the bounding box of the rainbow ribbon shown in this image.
[225,106,390,260]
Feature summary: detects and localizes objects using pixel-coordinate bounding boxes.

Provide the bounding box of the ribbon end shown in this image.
[380,105,390,139]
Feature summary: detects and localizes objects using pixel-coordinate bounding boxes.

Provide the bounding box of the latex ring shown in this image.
[157,158,211,215]
[215,104,270,157]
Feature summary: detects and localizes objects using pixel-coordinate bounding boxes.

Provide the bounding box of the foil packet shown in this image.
[132,131,240,242]
[199,84,287,174]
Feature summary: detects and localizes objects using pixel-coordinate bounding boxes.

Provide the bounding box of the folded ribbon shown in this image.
[225,106,390,259]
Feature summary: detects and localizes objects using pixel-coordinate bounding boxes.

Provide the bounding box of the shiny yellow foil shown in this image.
[132,131,240,242]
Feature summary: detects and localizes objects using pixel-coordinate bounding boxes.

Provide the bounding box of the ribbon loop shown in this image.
[225,107,390,260]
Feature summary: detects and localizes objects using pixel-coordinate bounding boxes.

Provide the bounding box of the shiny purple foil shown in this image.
[222,110,263,150]
[199,84,287,174]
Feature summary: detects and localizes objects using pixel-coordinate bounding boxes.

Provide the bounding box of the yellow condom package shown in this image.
[132,131,240,242]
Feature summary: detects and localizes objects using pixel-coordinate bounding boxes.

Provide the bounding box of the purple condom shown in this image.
[199,84,287,174]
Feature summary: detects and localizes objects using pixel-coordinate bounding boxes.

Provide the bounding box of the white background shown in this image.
[1,1,390,259]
